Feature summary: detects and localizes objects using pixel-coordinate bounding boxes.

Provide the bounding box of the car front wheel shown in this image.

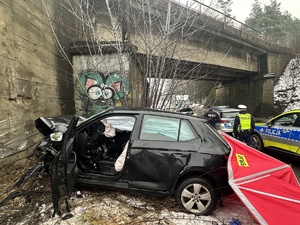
[251,133,264,151]
[175,177,217,216]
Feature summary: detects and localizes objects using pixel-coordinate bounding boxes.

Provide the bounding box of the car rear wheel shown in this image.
[175,177,217,215]
[251,133,264,151]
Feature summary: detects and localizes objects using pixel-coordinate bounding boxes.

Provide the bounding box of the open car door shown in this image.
[51,116,79,216]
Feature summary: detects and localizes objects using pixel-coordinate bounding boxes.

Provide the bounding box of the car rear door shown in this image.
[127,114,200,191]
[51,116,79,216]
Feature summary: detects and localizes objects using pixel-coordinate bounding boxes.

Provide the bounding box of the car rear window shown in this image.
[179,120,198,141]
[139,115,197,141]
[221,111,239,118]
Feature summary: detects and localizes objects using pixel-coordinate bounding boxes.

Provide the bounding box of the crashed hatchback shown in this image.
[33,108,232,216]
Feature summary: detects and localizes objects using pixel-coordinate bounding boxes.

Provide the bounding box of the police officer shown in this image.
[233,104,255,147]
[204,106,220,128]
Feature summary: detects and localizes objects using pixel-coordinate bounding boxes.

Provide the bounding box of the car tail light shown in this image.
[220,119,229,123]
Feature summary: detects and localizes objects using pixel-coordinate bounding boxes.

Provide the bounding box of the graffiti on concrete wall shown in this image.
[77,70,130,116]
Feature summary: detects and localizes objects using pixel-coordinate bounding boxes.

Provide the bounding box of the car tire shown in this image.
[251,133,264,151]
[175,177,217,216]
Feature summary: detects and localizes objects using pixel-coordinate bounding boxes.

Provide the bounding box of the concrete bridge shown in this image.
[0,0,294,167]
[71,0,294,117]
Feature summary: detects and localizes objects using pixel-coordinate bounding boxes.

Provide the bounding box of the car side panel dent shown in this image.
[127,147,188,191]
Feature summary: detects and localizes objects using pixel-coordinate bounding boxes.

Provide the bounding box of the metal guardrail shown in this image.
[171,0,292,53]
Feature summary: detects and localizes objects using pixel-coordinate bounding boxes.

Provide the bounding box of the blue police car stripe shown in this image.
[255,126,299,146]
[290,129,300,143]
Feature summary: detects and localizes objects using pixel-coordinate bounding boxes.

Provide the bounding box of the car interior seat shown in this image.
[77,132,88,157]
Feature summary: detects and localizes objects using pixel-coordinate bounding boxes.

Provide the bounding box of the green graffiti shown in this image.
[78,70,130,116]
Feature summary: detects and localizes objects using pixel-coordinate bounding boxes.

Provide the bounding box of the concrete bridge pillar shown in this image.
[215,74,276,119]
[215,50,293,119]
[266,51,294,83]
[259,75,275,118]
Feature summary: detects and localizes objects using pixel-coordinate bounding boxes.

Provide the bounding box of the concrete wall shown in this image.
[71,49,148,117]
[72,53,132,117]
[131,34,259,74]
[129,1,260,75]
[215,75,275,118]
[267,51,295,82]
[0,0,79,168]
[214,49,293,118]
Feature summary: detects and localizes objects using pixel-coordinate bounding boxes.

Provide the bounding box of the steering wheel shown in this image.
[86,121,105,142]
[95,122,105,134]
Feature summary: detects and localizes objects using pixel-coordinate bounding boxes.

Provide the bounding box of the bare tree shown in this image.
[42,0,228,116]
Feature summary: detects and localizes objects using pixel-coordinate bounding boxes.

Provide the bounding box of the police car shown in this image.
[212,106,240,134]
[251,110,300,154]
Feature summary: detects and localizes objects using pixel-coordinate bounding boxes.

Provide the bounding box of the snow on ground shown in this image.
[1,168,257,225]
[24,191,257,225]
[274,57,300,111]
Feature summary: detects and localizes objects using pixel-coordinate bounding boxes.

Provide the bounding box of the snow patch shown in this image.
[274,57,300,112]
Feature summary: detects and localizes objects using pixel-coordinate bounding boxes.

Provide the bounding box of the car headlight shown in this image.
[50,132,63,142]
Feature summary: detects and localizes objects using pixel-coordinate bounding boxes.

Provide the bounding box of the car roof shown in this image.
[86,107,207,122]
[268,109,300,121]
[214,107,240,112]
[282,109,300,114]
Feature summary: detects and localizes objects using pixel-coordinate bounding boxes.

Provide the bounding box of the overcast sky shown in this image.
[231,0,300,22]
[175,0,300,22]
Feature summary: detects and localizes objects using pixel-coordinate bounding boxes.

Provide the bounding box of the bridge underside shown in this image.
[136,53,258,84]
[71,42,259,84]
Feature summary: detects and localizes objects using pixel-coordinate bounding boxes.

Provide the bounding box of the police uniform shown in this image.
[233,105,255,147]
[204,108,220,128]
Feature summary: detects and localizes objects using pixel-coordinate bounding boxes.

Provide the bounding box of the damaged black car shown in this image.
[32,108,232,216]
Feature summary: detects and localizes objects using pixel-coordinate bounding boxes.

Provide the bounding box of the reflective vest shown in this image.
[237,113,251,131]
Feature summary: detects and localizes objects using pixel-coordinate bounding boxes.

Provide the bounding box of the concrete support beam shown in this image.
[267,51,295,82]
[215,74,276,118]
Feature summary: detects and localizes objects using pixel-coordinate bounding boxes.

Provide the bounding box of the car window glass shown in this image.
[293,114,300,127]
[140,115,179,141]
[222,111,239,118]
[271,113,298,126]
[179,120,197,141]
[105,116,135,131]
